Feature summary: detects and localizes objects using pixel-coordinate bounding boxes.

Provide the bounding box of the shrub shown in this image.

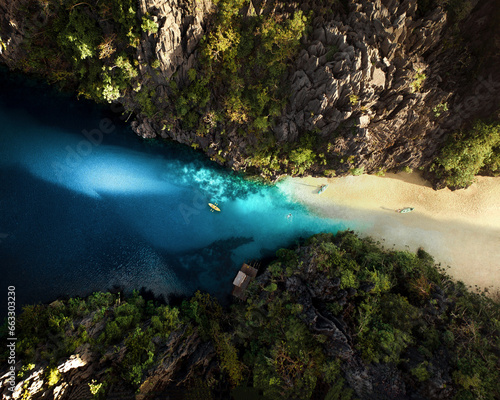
[430,120,500,188]
[109,0,140,39]
[141,16,159,35]
[290,147,316,173]
[158,305,181,332]
[102,82,120,102]
[433,102,448,118]
[360,325,413,363]
[366,270,392,294]
[17,363,35,379]
[121,327,155,385]
[339,269,358,289]
[135,88,157,117]
[97,34,117,59]
[103,321,121,343]
[46,367,61,387]
[88,379,104,396]
[148,59,160,69]
[349,94,359,106]
[214,332,244,385]
[58,9,102,61]
[349,167,364,176]
[411,361,431,382]
[410,69,426,93]
[87,292,115,310]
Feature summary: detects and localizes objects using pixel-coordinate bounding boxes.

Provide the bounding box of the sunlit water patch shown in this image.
[0,70,350,308]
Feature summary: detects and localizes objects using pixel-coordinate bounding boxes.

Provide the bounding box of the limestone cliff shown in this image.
[0,0,499,186]
[275,0,450,172]
[125,0,214,141]
[273,0,500,179]
[0,304,219,400]
[0,0,31,66]
[127,0,500,182]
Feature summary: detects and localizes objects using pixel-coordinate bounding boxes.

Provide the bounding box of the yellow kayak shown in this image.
[208,203,221,212]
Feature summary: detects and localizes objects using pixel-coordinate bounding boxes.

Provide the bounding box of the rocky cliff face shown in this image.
[138,0,212,82]
[127,0,214,141]
[0,317,218,400]
[1,0,499,183]
[0,0,31,67]
[274,0,499,177]
[276,0,450,172]
[127,0,500,180]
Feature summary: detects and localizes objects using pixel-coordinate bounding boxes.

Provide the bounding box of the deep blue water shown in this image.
[0,70,347,309]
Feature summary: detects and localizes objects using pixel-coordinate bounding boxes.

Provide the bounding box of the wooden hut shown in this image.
[231,263,258,300]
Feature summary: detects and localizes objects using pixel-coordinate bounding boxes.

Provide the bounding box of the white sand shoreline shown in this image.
[280,172,500,293]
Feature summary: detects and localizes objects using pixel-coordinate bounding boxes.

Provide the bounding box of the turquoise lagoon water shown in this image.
[0,70,347,308]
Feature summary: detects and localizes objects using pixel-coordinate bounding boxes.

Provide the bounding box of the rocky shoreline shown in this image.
[1,0,499,185]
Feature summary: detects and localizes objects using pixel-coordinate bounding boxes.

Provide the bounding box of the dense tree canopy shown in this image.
[2,231,498,399]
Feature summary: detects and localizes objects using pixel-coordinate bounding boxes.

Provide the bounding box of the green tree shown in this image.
[141,16,159,35]
[431,120,500,188]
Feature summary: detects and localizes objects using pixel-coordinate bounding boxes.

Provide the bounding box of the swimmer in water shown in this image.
[286,213,292,219]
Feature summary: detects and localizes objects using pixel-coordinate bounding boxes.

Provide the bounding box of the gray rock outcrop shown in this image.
[0,0,31,67]
[0,324,217,400]
[274,0,499,178]
[275,0,451,173]
[124,0,214,140]
[1,0,498,183]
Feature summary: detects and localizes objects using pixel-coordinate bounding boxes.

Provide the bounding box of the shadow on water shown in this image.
[0,69,346,310]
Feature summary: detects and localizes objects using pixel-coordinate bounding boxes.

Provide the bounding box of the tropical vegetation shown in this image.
[2,231,499,399]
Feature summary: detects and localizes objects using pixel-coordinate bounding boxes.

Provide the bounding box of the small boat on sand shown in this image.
[208,203,221,212]
[318,184,329,194]
[396,207,414,213]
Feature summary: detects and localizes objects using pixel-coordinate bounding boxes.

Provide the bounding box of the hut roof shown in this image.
[231,263,258,300]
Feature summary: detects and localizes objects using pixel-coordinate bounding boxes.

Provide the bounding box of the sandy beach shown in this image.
[281,172,500,294]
